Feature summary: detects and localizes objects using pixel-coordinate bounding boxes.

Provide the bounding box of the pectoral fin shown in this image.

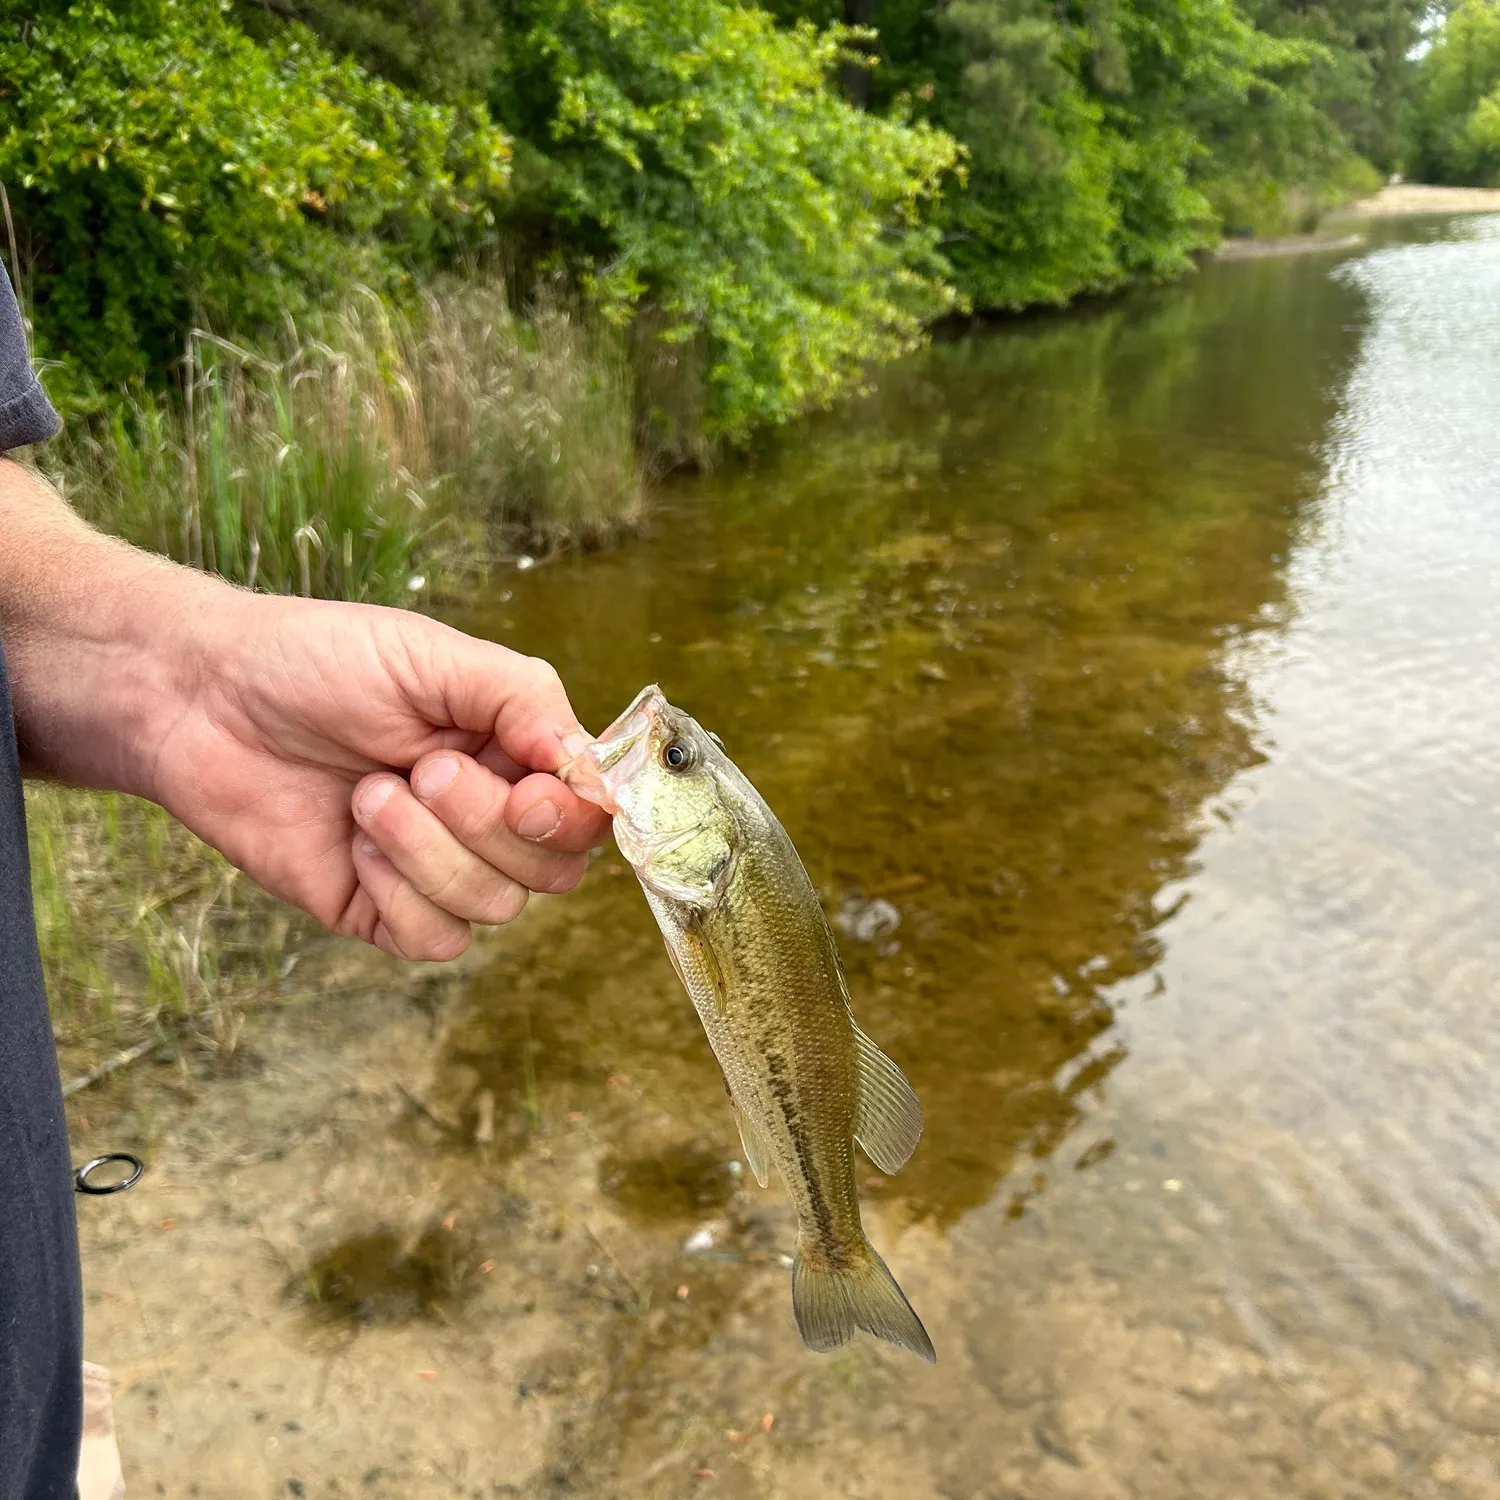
[646,889,730,1018]
[732,1099,771,1188]
[853,1026,924,1174]
[681,912,729,1016]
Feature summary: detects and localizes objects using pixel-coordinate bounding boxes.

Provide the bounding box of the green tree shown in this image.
[526,1,961,439]
[0,0,510,391]
[938,0,1122,307]
[773,0,1390,296]
[235,0,505,103]
[1239,0,1426,172]
[248,0,963,442]
[776,0,1320,305]
[1407,0,1500,184]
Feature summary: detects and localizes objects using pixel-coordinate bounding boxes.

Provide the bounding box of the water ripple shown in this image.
[1125,216,1500,1353]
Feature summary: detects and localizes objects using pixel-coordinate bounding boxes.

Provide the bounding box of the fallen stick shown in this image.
[62,1039,157,1099]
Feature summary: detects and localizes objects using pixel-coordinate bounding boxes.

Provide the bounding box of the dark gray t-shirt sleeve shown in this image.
[0,264,60,452]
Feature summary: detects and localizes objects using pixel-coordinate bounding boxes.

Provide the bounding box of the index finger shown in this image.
[490,655,598,774]
[500,769,612,853]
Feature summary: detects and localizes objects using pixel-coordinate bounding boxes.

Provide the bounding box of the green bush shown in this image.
[498,0,961,442]
[0,0,510,393]
[237,0,962,445]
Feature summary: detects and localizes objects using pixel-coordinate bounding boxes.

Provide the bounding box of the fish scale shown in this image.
[563,684,935,1362]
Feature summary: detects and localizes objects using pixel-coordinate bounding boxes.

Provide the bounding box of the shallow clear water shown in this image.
[441,213,1500,1491]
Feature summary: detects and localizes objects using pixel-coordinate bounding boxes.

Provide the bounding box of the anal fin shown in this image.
[853,1026,924,1174]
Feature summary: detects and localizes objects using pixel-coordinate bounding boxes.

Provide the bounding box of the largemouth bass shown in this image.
[561,685,935,1362]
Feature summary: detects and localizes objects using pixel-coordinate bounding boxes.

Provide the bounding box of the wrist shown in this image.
[0,459,238,800]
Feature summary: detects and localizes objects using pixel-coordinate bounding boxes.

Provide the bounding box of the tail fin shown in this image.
[791,1240,936,1363]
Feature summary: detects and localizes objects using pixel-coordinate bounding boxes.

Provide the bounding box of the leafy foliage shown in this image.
[260,0,964,441]
[1406,0,1500,186]
[235,0,506,103]
[928,0,1329,303]
[498,0,960,441]
[3,0,1448,451]
[1241,0,1424,172]
[771,0,1414,301]
[0,0,510,390]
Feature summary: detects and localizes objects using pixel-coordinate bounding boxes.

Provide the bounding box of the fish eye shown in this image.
[661,738,696,773]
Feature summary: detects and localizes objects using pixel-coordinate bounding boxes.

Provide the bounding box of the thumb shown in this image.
[393,617,609,849]
[400,618,592,772]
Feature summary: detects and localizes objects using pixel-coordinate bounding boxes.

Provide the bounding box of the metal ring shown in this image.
[74,1153,145,1196]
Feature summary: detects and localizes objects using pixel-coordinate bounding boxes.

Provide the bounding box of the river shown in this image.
[76,211,1500,1497]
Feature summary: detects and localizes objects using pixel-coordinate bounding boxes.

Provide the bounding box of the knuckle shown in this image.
[526,656,566,696]
[374,922,409,960]
[448,796,508,853]
[418,766,507,851]
[418,862,469,909]
[382,876,473,961]
[384,880,435,939]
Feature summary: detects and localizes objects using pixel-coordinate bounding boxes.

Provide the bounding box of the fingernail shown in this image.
[358,778,396,819]
[517,800,563,841]
[413,755,461,801]
[358,836,379,857]
[558,728,594,762]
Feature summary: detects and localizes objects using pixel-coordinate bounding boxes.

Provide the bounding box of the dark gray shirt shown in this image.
[0,263,82,1500]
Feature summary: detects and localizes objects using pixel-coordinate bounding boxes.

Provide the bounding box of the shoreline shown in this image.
[1212,183,1500,264]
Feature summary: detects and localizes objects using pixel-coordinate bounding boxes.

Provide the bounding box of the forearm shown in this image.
[0,457,227,799]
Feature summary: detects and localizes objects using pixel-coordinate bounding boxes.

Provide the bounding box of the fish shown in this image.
[560,684,935,1362]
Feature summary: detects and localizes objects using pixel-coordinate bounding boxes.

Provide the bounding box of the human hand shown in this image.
[0,467,609,959]
[145,591,610,960]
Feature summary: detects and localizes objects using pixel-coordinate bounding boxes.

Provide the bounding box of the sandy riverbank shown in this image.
[1345,182,1500,216]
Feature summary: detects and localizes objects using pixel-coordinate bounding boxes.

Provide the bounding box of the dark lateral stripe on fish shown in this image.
[762,1046,838,1245]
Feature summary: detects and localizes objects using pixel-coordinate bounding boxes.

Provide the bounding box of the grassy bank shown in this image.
[28,784,290,1071]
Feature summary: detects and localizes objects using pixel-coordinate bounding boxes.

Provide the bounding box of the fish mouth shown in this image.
[557,684,666,815]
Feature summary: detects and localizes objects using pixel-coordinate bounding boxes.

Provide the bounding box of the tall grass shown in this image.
[411,284,645,545]
[46,281,645,607]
